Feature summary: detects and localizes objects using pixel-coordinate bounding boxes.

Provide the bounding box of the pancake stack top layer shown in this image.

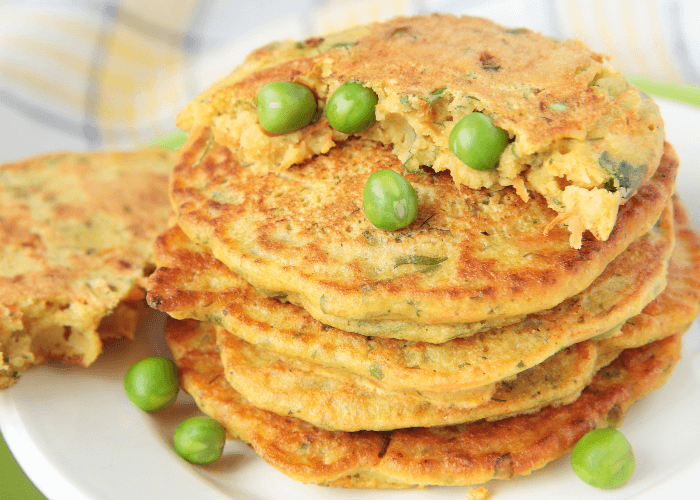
[176,14,665,248]
[151,13,700,489]
[0,148,175,388]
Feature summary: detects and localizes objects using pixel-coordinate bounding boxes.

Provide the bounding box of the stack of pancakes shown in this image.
[146,15,700,488]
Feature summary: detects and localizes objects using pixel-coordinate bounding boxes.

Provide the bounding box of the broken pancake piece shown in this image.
[0,148,174,388]
[177,14,665,247]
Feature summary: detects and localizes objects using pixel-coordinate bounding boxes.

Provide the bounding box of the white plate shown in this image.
[1,98,699,500]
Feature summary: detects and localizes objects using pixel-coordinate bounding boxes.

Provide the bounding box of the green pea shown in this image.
[173,416,226,465]
[326,81,378,134]
[571,428,635,489]
[448,112,509,171]
[256,81,317,134]
[363,169,418,231]
[123,357,179,412]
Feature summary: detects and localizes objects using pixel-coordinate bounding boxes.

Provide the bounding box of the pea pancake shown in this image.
[149,196,674,395]
[213,200,699,432]
[0,148,175,388]
[213,325,601,431]
[165,316,683,488]
[176,14,665,247]
[169,130,677,340]
[156,200,699,432]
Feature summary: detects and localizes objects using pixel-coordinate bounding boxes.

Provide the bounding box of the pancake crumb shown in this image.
[467,486,491,500]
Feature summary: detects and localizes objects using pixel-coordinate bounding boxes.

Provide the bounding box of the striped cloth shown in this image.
[0,0,698,160]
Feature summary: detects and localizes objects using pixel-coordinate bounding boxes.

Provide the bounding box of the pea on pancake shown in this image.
[176,14,665,247]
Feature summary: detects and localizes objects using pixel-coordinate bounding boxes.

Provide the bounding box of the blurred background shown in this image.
[0,0,698,162]
[0,1,699,499]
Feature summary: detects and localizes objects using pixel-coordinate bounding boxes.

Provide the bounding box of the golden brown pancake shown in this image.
[149,198,675,394]
[166,316,683,488]
[213,324,595,431]
[177,14,665,246]
[153,198,698,432]
[0,148,175,387]
[169,131,677,336]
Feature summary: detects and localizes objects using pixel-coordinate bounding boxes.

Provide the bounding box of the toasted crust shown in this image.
[169,131,677,334]
[166,317,682,488]
[0,149,174,387]
[148,198,675,393]
[153,199,700,432]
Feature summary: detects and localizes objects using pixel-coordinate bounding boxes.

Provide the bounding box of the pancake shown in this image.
[596,196,700,353]
[166,316,683,488]
[176,14,665,246]
[214,324,607,431]
[170,131,677,335]
[187,200,696,432]
[0,148,174,388]
[148,198,675,393]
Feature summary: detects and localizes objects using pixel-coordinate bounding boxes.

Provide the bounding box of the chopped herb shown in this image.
[369,363,385,380]
[517,360,526,369]
[603,178,617,193]
[599,151,647,198]
[329,41,357,51]
[593,323,623,340]
[394,255,448,268]
[547,102,567,112]
[420,87,447,105]
[362,229,380,246]
[319,294,329,314]
[192,133,214,169]
[399,94,410,106]
[505,28,528,34]
[417,213,436,229]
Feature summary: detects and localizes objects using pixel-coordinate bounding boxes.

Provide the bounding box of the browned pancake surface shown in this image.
[170,131,677,335]
[166,317,682,487]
